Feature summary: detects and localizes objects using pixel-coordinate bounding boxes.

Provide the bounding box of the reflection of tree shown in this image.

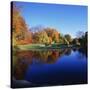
[33,50,66,64]
[47,51,60,64]
[72,47,87,58]
[17,51,33,64]
[72,48,77,52]
[64,48,71,56]
[33,51,52,63]
[13,51,33,80]
[13,59,28,80]
[13,49,73,80]
[78,48,87,58]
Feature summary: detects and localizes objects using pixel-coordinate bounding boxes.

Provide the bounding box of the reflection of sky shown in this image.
[14,2,87,38]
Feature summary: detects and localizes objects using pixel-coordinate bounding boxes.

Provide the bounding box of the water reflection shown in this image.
[12,47,87,87]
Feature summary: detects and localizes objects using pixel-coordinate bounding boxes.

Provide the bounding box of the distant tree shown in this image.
[48,37,52,44]
[64,38,69,45]
[85,32,88,44]
[33,30,49,45]
[44,27,59,43]
[65,49,71,56]
[64,34,72,44]
[30,25,45,33]
[76,31,84,38]
[59,34,64,44]
[72,38,80,46]
[78,31,88,47]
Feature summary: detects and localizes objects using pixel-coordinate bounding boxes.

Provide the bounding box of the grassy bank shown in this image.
[12,43,78,51]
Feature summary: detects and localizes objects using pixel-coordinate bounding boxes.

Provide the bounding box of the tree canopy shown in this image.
[12,4,32,45]
[12,5,87,48]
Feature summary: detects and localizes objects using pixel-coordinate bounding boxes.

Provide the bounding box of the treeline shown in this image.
[12,5,61,45]
[12,5,87,48]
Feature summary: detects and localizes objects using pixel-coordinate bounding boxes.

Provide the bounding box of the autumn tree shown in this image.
[33,30,49,45]
[12,4,32,45]
[59,34,64,44]
[44,27,60,44]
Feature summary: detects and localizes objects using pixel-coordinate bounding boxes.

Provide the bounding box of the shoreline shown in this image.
[12,44,80,51]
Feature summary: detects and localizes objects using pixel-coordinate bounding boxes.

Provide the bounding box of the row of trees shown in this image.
[12,5,71,45]
[12,4,87,47]
[32,27,60,45]
[72,31,88,47]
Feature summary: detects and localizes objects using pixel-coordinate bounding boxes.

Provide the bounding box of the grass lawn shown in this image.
[13,43,75,51]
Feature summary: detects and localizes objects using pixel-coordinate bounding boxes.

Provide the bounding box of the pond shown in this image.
[12,47,87,88]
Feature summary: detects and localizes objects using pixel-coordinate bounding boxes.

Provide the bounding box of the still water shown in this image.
[12,48,87,88]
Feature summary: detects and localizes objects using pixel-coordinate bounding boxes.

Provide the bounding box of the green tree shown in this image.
[33,31,49,45]
[64,34,72,44]
[78,31,88,47]
[72,38,80,46]
[59,34,65,44]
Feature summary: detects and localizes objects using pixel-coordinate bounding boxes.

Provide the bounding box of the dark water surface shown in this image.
[12,48,87,88]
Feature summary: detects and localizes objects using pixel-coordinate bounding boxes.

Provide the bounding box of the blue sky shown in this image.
[13,2,88,38]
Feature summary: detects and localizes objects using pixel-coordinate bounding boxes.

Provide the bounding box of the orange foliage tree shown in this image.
[12,4,32,45]
[44,27,60,44]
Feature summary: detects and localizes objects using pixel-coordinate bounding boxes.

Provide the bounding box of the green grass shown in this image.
[17,44,44,50]
[13,43,74,51]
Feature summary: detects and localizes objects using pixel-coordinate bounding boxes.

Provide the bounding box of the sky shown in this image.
[13,1,88,38]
